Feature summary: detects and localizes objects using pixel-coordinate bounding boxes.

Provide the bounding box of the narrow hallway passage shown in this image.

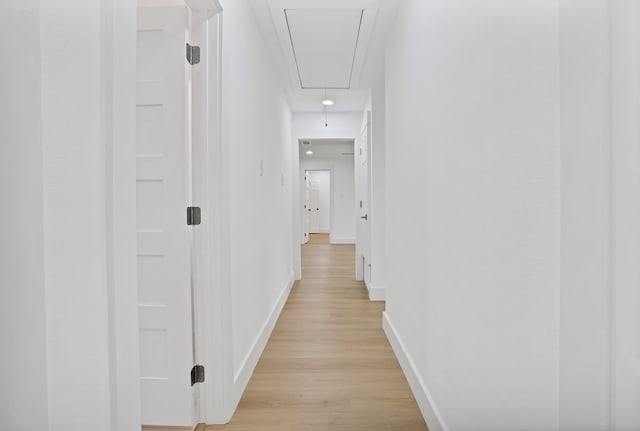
[207,234,427,431]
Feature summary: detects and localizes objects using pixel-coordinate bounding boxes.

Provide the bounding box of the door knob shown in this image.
[361,214,368,220]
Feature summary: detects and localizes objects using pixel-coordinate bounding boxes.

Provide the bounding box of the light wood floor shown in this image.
[207,233,428,431]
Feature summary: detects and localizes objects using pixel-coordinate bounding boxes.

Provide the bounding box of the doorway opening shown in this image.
[298,139,356,278]
[303,170,331,242]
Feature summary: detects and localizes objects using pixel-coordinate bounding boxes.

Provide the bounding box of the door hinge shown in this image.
[186,43,200,65]
[190,365,205,386]
[187,206,201,226]
[360,200,363,208]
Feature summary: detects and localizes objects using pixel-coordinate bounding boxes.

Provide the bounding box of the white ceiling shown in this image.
[285,8,363,89]
[299,139,355,160]
[248,0,401,113]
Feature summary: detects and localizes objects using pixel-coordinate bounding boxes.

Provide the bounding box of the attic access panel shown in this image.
[284,8,363,89]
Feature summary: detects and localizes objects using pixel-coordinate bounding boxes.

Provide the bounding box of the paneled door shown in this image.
[136,5,193,426]
[309,176,321,233]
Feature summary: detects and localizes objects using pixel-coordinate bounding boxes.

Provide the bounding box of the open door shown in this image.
[303,171,311,244]
[136,4,194,426]
[356,112,371,283]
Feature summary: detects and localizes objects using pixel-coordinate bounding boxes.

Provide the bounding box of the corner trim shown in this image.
[367,283,385,301]
[383,312,448,431]
[229,272,295,410]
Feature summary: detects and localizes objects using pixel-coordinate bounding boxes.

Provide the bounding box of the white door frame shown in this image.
[182,0,236,425]
[355,112,371,282]
[302,173,310,244]
[294,137,355,280]
[109,0,232,428]
[610,2,640,428]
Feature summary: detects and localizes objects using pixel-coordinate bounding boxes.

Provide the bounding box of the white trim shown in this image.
[229,272,295,411]
[367,283,385,301]
[107,0,141,428]
[330,236,355,245]
[383,312,447,431]
[181,7,231,425]
[610,3,640,427]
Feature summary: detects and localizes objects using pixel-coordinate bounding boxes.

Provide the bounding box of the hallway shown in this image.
[208,234,427,431]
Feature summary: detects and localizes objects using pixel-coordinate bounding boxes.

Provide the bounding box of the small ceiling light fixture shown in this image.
[322,99,334,106]
[306,150,313,155]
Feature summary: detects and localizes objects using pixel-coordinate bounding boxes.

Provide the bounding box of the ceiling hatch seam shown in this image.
[283,8,364,90]
[283,8,305,89]
[347,9,364,90]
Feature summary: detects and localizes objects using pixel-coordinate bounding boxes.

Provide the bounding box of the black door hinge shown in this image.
[186,43,200,65]
[191,365,205,386]
[187,206,201,226]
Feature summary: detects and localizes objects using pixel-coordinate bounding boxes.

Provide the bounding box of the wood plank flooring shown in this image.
[207,234,428,431]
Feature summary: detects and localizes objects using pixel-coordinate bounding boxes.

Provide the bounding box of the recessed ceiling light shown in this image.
[322,99,334,106]
[306,150,313,155]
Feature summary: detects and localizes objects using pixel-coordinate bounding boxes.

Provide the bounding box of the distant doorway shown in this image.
[305,170,331,235]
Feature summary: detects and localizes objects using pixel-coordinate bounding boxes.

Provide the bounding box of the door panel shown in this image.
[303,172,311,243]
[309,181,320,233]
[308,170,331,233]
[136,5,192,426]
[358,115,371,267]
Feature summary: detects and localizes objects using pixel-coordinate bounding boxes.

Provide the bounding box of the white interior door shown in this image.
[309,177,321,233]
[307,170,331,234]
[303,172,311,244]
[358,115,371,283]
[136,5,193,426]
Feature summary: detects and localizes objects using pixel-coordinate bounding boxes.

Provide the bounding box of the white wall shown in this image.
[0,2,49,430]
[293,112,362,140]
[42,1,113,426]
[1,1,140,430]
[558,1,612,429]
[384,1,561,430]
[219,0,294,407]
[302,154,356,243]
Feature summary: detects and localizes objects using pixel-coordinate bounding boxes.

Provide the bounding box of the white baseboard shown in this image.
[230,272,294,410]
[367,283,385,301]
[383,312,447,431]
[330,236,355,244]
